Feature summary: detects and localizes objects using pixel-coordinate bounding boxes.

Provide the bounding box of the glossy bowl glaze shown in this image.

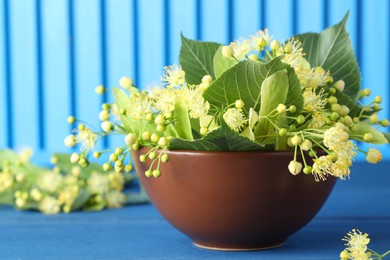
[132,149,337,251]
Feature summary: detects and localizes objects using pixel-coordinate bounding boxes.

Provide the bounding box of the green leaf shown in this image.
[213,46,238,78]
[295,11,361,98]
[179,34,221,84]
[351,122,389,144]
[174,96,194,140]
[169,124,267,151]
[203,58,289,116]
[384,132,390,143]
[286,68,304,116]
[254,70,289,145]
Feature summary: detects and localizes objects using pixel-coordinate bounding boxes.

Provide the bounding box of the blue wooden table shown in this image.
[1,161,389,259]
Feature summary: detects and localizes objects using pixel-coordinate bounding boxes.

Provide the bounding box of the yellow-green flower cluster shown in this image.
[0,149,131,214]
[340,229,390,260]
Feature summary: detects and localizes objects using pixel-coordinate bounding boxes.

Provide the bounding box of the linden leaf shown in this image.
[203,58,289,117]
[295,11,361,98]
[169,124,268,151]
[179,34,221,84]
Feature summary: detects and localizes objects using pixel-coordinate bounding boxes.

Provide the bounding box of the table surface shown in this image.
[1,161,389,260]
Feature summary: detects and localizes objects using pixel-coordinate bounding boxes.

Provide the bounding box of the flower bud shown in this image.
[95,85,105,95]
[370,114,379,124]
[158,137,168,146]
[125,133,137,145]
[101,121,114,132]
[152,169,161,178]
[154,115,166,125]
[202,75,213,85]
[333,80,345,92]
[103,163,112,171]
[145,170,153,178]
[142,132,151,141]
[235,99,245,109]
[67,116,75,124]
[301,139,312,151]
[296,115,305,125]
[291,135,302,146]
[363,133,373,142]
[366,148,382,164]
[119,77,133,89]
[328,96,338,105]
[374,96,382,103]
[270,40,280,51]
[288,161,302,175]
[151,133,160,143]
[99,110,110,121]
[125,164,133,172]
[64,135,77,147]
[276,104,286,114]
[70,152,80,163]
[222,46,234,58]
[289,105,296,113]
[339,105,350,116]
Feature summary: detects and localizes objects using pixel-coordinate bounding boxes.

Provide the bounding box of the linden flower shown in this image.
[331,158,351,180]
[182,86,210,119]
[312,155,332,181]
[342,229,371,260]
[76,127,98,152]
[0,172,14,192]
[366,148,382,164]
[127,94,151,120]
[223,108,247,132]
[281,39,304,67]
[251,28,272,51]
[230,37,251,60]
[160,64,185,88]
[323,126,349,151]
[87,172,109,194]
[39,196,61,215]
[37,171,63,193]
[308,112,328,129]
[152,87,177,116]
[106,190,126,208]
[303,88,327,112]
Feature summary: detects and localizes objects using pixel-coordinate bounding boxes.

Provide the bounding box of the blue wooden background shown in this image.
[0,0,389,160]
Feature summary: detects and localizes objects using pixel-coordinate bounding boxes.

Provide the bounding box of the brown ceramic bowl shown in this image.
[132,149,337,251]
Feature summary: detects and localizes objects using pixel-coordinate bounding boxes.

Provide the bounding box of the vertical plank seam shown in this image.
[261,0,267,29]
[227,0,233,43]
[36,0,45,150]
[68,0,77,132]
[133,0,140,85]
[164,0,170,66]
[195,0,202,40]
[100,0,109,148]
[3,0,13,148]
[322,0,329,29]
[292,0,298,34]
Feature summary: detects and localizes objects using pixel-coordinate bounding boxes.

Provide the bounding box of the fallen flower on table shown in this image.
[0,148,149,214]
[340,229,390,260]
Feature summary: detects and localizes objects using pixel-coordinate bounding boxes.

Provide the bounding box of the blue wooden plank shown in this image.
[266,0,293,40]
[138,0,164,89]
[73,0,104,150]
[296,0,324,33]
[169,0,196,65]
[201,0,229,43]
[40,0,71,152]
[105,0,135,148]
[0,1,6,148]
[233,0,260,40]
[9,0,40,150]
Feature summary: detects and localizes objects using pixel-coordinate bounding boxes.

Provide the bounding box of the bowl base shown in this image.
[193,241,284,251]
